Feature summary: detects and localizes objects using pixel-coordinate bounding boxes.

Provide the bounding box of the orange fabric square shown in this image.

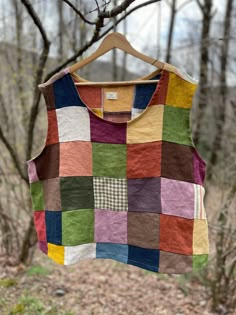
[159,214,193,255]
[46,109,59,146]
[76,86,102,108]
[127,141,162,178]
[33,211,46,241]
[59,141,92,176]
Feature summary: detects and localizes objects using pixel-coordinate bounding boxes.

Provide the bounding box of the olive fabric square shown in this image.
[128,245,159,272]
[127,105,164,144]
[162,105,193,146]
[158,251,193,274]
[30,181,44,210]
[127,212,160,249]
[161,141,194,183]
[127,141,162,178]
[159,214,194,255]
[62,209,94,246]
[59,141,92,176]
[93,177,128,211]
[56,106,91,142]
[60,176,94,210]
[96,243,128,264]
[89,111,127,144]
[193,254,208,271]
[34,143,59,180]
[92,142,127,178]
[193,219,209,254]
[42,177,61,210]
[33,211,46,241]
[95,209,127,243]
[161,177,195,219]
[127,177,161,212]
[45,210,62,245]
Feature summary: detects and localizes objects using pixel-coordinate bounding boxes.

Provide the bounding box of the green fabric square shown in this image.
[193,254,208,271]
[62,209,94,246]
[92,142,127,178]
[30,181,44,210]
[60,176,94,210]
[162,105,193,146]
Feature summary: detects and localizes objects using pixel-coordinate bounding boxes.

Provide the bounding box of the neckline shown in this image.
[66,67,167,125]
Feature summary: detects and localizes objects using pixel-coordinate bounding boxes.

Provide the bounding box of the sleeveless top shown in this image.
[26,62,209,274]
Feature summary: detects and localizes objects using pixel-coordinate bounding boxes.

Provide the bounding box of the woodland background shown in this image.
[0,0,235,314]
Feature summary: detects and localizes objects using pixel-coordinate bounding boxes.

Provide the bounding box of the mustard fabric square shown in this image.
[48,243,64,264]
[166,73,198,108]
[127,105,164,144]
[193,219,209,254]
[103,86,135,112]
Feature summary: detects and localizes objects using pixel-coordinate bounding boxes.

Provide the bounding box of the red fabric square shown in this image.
[159,214,193,255]
[33,211,46,241]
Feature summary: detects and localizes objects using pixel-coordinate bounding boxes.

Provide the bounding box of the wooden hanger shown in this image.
[69,32,174,86]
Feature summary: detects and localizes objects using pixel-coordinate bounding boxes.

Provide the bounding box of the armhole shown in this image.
[25,84,50,165]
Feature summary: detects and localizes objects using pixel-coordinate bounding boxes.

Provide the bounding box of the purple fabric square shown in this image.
[161,177,194,219]
[95,209,127,243]
[89,110,127,144]
[128,177,161,212]
[38,240,48,254]
[193,149,206,185]
[27,160,39,183]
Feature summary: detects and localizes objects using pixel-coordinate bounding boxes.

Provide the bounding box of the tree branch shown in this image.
[62,0,96,25]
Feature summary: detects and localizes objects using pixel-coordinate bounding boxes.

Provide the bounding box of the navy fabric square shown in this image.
[133,83,158,109]
[54,74,85,108]
[128,245,159,272]
[96,242,128,264]
[45,210,62,245]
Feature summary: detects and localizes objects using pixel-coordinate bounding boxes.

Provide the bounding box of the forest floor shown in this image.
[0,249,218,315]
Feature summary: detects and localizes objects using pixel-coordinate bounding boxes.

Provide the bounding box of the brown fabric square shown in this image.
[127,212,160,249]
[40,84,55,110]
[161,141,194,183]
[43,177,61,210]
[34,143,59,180]
[159,251,193,273]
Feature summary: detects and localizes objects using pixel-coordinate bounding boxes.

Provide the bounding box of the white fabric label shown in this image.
[106,92,118,99]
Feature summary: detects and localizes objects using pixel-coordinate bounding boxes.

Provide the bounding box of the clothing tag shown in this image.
[106,92,118,100]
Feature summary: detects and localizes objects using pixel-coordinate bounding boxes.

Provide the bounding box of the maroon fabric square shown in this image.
[34,143,59,180]
[161,141,194,183]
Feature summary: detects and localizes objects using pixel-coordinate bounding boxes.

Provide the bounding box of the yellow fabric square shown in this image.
[103,86,134,112]
[48,243,64,264]
[166,73,198,109]
[193,219,209,254]
[127,105,164,144]
[92,108,103,118]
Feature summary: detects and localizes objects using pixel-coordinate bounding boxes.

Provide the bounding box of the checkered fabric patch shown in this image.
[93,176,128,211]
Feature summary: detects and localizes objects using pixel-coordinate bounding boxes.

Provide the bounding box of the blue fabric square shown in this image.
[133,80,159,109]
[54,74,85,108]
[96,242,128,264]
[128,245,159,272]
[45,210,62,245]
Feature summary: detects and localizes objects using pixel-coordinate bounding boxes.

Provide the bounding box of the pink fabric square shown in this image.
[95,209,127,243]
[161,177,194,219]
[27,160,39,183]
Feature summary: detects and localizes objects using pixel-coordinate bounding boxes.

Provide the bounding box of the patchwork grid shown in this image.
[26,65,209,274]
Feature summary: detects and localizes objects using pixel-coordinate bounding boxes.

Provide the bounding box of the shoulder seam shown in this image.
[38,67,70,91]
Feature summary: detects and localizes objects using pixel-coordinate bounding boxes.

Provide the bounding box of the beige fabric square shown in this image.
[193,219,209,254]
[127,105,164,144]
[43,177,61,210]
[103,86,135,112]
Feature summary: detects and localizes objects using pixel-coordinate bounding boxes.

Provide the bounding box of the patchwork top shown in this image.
[26,62,209,274]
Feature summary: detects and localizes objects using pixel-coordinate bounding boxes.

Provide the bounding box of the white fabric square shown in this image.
[64,243,96,265]
[56,106,91,142]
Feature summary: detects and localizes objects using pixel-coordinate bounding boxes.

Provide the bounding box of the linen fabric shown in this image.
[26,64,209,274]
